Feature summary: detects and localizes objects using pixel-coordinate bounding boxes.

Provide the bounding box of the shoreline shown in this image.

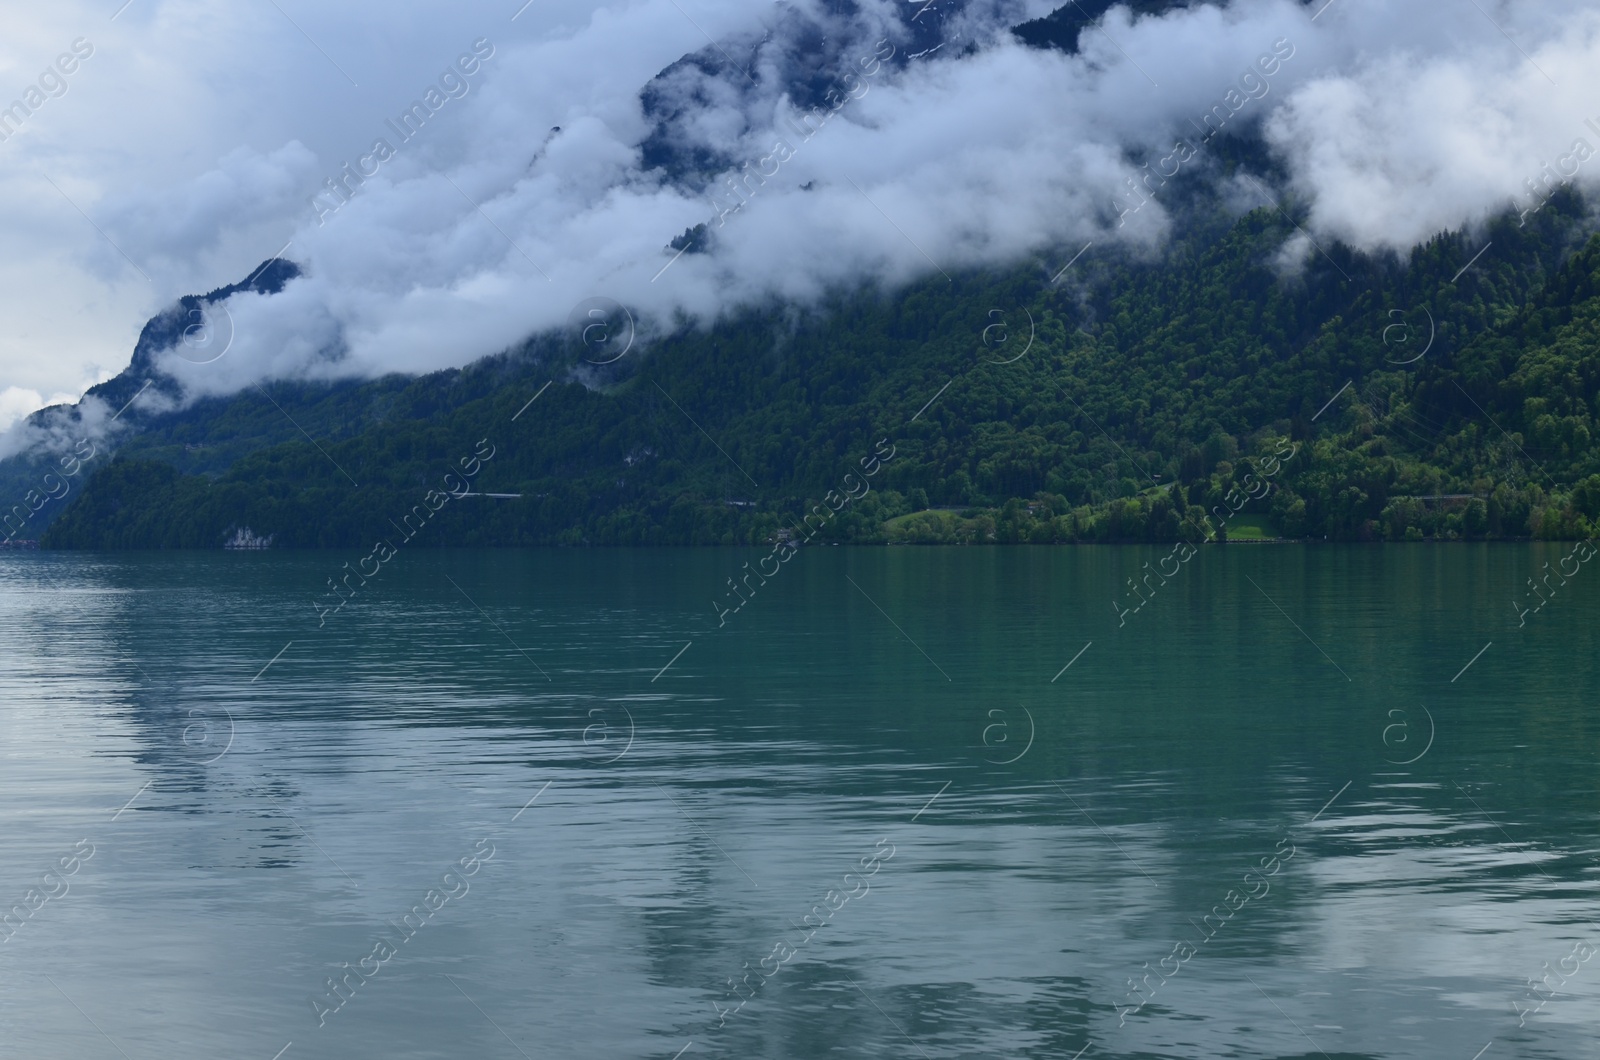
[9,537,1589,553]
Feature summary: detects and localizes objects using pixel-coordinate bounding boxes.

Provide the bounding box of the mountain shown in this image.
[637,0,1228,188]
[28,177,1600,550]
[9,0,1598,551]
[0,258,305,546]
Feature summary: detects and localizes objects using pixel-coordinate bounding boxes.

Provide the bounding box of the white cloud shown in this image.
[2,0,1599,422]
[1264,1,1600,250]
[0,386,78,432]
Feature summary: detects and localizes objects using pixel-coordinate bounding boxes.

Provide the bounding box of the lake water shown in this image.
[0,545,1596,1059]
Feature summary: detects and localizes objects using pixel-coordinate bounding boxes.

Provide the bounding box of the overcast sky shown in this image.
[2,0,1599,432]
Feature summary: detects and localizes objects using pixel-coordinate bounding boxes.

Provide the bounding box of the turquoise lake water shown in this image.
[0,544,1596,1058]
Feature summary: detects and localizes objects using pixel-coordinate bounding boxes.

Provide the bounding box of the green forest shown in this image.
[37,186,1600,550]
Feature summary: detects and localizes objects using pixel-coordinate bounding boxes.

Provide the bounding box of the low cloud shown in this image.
[0,386,78,433]
[1264,1,1600,250]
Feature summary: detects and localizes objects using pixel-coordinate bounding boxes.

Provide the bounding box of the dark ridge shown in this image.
[1011,1,1319,55]
[92,256,304,415]
[1011,0,1198,54]
[637,0,960,185]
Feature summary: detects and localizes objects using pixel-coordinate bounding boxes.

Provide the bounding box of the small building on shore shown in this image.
[223,527,273,550]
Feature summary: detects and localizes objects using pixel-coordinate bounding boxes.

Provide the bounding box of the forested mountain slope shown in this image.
[36,183,1600,549]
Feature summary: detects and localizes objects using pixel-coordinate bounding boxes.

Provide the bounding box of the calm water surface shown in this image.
[0,545,1597,1059]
